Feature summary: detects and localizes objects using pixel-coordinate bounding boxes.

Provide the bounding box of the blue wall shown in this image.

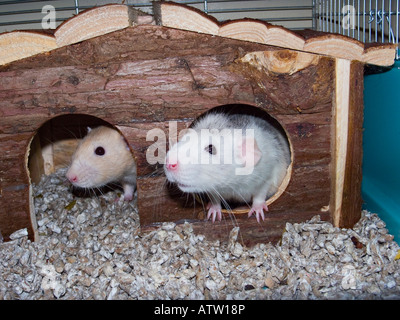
[362,60,400,241]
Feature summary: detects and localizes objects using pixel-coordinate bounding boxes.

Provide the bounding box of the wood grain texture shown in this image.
[0,31,57,65]
[0,21,365,244]
[333,59,351,227]
[339,61,364,227]
[158,1,396,67]
[0,3,396,68]
[54,4,155,47]
[219,19,305,51]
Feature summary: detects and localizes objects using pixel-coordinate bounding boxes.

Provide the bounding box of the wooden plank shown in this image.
[0,156,34,241]
[154,1,220,35]
[156,2,395,67]
[219,20,305,51]
[303,34,364,62]
[332,58,351,227]
[55,5,136,47]
[0,31,56,65]
[0,3,396,68]
[362,42,398,67]
[339,61,364,227]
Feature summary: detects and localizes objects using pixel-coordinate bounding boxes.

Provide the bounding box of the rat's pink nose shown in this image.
[165,157,178,171]
[66,172,78,183]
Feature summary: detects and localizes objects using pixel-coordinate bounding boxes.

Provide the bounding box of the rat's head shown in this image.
[164,127,262,193]
[66,126,133,189]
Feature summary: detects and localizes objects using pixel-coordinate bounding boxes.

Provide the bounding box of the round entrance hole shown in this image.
[167,104,293,217]
[28,114,115,186]
[26,114,138,239]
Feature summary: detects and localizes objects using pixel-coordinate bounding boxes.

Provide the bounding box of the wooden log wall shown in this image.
[0,25,331,243]
[0,2,396,244]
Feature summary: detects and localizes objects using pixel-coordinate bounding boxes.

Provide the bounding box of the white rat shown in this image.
[66,126,136,201]
[164,112,290,222]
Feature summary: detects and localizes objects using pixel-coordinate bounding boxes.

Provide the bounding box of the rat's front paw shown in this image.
[122,184,135,202]
[206,203,222,223]
[248,203,268,223]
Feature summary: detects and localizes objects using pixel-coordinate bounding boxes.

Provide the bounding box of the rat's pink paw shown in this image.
[122,185,135,202]
[248,203,268,223]
[206,203,222,223]
[123,193,133,202]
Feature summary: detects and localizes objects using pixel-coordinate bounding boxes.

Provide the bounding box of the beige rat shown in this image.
[66,126,136,201]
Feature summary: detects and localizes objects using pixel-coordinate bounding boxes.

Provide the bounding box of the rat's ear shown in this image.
[235,136,262,167]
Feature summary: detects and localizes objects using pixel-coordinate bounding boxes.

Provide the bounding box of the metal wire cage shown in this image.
[313,0,400,58]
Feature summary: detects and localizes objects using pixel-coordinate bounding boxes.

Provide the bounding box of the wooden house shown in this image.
[0,2,396,245]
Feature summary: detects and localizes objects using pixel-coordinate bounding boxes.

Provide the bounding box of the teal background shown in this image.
[362,60,400,241]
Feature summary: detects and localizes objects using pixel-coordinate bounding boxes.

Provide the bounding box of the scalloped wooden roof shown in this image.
[0,1,397,66]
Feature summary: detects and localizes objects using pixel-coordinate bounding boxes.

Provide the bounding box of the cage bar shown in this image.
[314,0,400,58]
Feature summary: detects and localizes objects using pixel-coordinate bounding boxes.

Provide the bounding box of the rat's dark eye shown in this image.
[205,144,216,155]
[95,146,105,156]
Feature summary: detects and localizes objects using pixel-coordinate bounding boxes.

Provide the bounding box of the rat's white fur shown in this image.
[164,112,290,222]
[66,126,136,201]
